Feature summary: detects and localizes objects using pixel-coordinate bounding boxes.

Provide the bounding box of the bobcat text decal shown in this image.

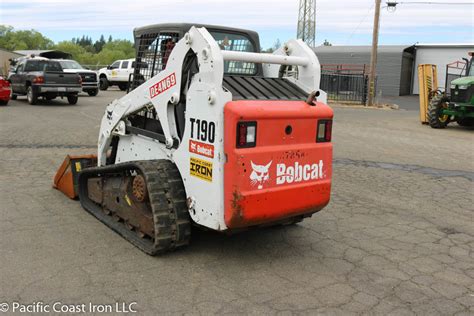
[276,161,324,185]
[249,160,325,189]
[149,73,176,98]
[189,140,214,158]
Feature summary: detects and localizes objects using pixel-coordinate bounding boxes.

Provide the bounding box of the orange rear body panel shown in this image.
[224,100,333,229]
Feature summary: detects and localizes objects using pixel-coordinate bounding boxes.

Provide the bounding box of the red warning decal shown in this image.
[149,73,176,98]
[189,140,214,158]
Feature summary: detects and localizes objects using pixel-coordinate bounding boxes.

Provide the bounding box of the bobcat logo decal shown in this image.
[250,161,272,189]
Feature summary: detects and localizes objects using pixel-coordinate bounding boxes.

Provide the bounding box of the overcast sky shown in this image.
[1,0,473,48]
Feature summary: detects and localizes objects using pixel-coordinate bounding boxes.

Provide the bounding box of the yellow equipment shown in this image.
[418,64,438,124]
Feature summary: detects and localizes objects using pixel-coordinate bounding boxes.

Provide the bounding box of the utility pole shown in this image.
[367,0,382,106]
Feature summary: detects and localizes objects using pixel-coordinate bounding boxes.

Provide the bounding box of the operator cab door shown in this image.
[108,60,121,80]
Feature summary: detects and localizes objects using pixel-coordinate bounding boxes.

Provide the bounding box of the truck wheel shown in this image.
[99,77,109,91]
[27,86,38,105]
[0,100,8,106]
[87,89,99,96]
[67,94,78,105]
[456,118,474,127]
[11,94,17,100]
[118,83,128,91]
[428,95,450,128]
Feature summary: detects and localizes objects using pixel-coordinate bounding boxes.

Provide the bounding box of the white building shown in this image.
[313,43,474,96]
[411,44,473,94]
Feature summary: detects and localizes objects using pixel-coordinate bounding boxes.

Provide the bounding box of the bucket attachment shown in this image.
[53,154,97,199]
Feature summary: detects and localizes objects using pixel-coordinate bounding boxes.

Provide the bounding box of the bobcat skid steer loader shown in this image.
[53,24,334,255]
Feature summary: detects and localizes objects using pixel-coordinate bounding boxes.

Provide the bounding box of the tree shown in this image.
[1,25,134,68]
[54,41,87,60]
[323,39,332,46]
[0,25,53,51]
[93,35,106,52]
[94,39,135,64]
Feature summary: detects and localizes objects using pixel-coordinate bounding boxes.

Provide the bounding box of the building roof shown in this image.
[0,47,23,56]
[13,50,72,59]
[313,43,474,54]
[414,43,474,48]
[313,45,409,54]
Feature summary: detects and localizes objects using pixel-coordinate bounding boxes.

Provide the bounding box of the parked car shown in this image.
[0,76,11,106]
[98,58,134,91]
[56,59,99,96]
[9,57,82,105]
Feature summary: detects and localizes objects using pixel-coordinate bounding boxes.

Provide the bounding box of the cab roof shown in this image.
[133,23,260,51]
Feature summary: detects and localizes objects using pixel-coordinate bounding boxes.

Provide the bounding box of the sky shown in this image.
[0,0,473,49]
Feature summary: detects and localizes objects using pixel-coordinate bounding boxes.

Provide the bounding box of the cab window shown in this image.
[16,63,25,73]
[110,61,120,69]
[210,32,257,75]
[25,60,62,72]
[121,61,129,69]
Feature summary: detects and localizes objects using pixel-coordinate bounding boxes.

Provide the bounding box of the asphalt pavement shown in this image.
[0,90,472,315]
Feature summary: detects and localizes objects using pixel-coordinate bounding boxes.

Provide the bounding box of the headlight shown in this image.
[458,85,468,90]
[450,84,456,89]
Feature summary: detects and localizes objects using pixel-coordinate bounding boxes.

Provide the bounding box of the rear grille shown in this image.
[223,76,308,101]
[79,72,97,82]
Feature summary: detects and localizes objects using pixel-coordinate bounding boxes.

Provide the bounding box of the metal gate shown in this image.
[320,73,371,105]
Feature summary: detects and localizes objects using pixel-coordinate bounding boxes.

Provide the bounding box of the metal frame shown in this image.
[131,23,264,90]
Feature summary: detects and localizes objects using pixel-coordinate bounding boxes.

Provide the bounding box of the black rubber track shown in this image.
[78,160,191,255]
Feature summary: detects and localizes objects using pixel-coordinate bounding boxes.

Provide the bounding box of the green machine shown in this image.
[429,52,474,128]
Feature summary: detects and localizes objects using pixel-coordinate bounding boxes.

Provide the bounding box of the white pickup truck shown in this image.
[98,58,134,91]
[57,59,99,96]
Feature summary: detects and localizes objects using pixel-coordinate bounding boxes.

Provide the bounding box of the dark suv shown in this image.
[9,58,82,105]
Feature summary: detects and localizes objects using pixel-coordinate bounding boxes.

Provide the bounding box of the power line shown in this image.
[346,3,375,45]
[391,1,473,5]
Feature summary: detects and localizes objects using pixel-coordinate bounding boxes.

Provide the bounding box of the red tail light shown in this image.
[236,121,257,148]
[317,120,332,142]
[33,76,44,84]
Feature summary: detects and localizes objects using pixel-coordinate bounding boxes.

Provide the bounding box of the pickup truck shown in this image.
[9,58,82,105]
[56,59,99,96]
[98,58,134,91]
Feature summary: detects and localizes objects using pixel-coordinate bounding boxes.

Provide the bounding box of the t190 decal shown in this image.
[190,118,215,143]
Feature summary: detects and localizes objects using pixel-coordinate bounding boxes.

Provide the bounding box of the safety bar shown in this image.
[221,50,309,67]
